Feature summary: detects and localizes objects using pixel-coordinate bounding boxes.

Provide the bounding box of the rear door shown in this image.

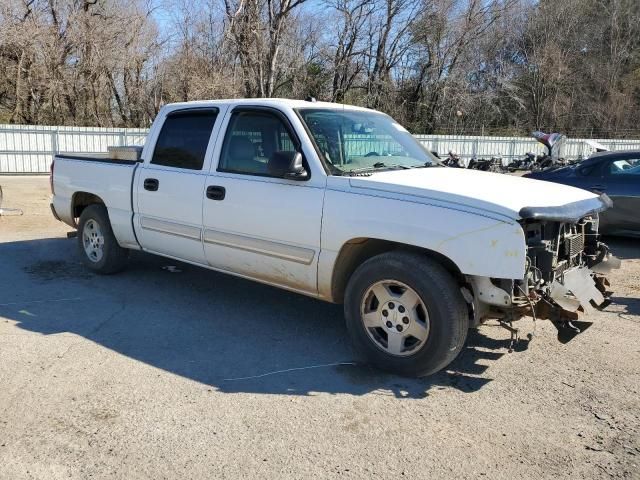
[134,107,224,264]
[201,106,325,294]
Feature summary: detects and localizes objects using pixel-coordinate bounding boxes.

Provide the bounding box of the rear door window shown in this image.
[151,109,218,170]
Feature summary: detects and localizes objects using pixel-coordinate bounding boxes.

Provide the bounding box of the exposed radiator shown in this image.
[564,233,585,258]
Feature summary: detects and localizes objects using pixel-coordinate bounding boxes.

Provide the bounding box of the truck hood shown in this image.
[347,167,605,222]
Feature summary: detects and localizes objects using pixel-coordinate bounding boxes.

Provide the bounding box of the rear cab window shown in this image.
[151,109,219,170]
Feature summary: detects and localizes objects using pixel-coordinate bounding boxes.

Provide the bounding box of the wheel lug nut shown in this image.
[402,317,409,324]
[398,306,405,313]
[386,321,393,328]
[396,325,403,332]
[382,310,388,317]
[388,302,395,309]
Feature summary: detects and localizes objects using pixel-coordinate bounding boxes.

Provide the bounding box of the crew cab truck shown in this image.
[50,99,616,377]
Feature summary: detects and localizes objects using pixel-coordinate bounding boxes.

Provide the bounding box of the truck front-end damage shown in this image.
[467,194,618,340]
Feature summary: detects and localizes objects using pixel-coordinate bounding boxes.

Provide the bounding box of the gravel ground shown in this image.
[0,176,638,479]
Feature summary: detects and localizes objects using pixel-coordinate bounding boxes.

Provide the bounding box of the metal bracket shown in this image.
[469,276,512,307]
[498,320,520,352]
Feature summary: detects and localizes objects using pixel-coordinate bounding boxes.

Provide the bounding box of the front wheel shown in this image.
[344,251,469,377]
[77,204,129,274]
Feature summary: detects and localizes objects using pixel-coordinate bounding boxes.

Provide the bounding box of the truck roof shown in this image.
[162,98,377,112]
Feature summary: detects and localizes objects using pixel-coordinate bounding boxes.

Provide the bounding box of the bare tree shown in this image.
[365,0,417,109]
[224,0,309,97]
[323,0,373,101]
[0,0,639,136]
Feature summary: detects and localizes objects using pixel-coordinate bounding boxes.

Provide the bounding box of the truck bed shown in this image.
[51,154,141,249]
[55,153,138,165]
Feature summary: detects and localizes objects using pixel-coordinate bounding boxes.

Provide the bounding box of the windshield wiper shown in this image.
[411,162,440,168]
[343,162,413,175]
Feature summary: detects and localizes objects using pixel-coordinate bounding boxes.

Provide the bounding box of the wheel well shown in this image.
[72,192,105,222]
[331,238,464,304]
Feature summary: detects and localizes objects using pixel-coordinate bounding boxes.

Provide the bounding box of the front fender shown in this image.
[319,189,526,299]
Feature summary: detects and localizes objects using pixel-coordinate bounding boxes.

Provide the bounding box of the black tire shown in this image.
[344,251,468,377]
[77,204,129,274]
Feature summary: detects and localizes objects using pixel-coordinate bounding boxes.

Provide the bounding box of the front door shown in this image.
[201,107,325,294]
[135,107,222,264]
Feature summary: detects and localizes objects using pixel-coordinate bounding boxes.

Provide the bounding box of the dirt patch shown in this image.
[24,260,94,281]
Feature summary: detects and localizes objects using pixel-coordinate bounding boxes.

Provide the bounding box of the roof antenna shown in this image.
[305,96,317,103]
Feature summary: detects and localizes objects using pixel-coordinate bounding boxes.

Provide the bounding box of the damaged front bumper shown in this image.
[536,256,618,336]
[467,202,620,342]
[468,255,618,344]
[548,264,615,315]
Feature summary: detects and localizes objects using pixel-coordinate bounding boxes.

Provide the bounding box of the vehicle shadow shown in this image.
[604,237,640,319]
[0,237,523,399]
[603,236,640,260]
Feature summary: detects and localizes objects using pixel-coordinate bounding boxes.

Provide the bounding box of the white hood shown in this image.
[347,167,598,220]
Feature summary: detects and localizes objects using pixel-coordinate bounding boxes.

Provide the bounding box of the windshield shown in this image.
[295,108,439,174]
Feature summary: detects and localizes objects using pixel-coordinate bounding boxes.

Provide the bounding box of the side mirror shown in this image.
[283,152,309,181]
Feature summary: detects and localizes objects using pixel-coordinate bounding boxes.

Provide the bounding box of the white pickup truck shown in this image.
[51,98,616,376]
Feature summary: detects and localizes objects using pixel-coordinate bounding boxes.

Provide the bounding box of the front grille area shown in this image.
[522,219,594,286]
[564,233,585,258]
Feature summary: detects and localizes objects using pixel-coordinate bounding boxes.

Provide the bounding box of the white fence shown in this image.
[1,123,640,174]
[415,134,640,166]
[0,124,147,173]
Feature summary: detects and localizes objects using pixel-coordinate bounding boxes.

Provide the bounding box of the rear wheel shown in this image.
[344,251,468,377]
[77,204,129,274]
